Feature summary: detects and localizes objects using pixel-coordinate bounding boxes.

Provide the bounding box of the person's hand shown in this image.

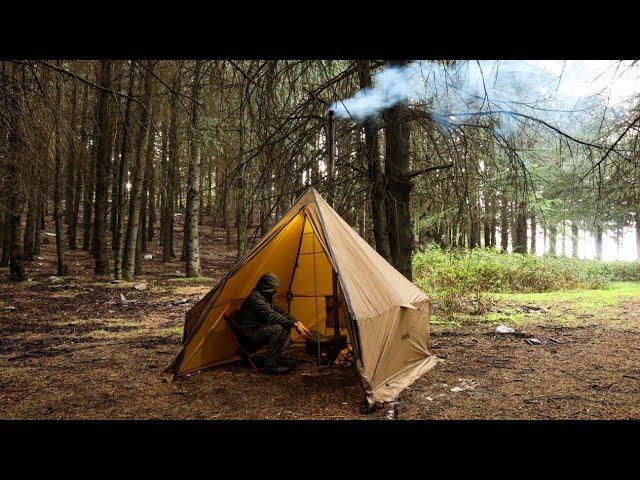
[295,321,311,337]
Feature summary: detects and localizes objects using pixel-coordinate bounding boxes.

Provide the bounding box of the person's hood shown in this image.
[256,273,280,295]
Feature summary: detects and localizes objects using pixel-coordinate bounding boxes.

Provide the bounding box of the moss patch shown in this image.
[465,282,640,330]
[169,326,183,336]
[93,281,137,290]
[166,277,213,284]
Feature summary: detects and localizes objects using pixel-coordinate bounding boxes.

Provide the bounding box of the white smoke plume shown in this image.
[330,60,640,137]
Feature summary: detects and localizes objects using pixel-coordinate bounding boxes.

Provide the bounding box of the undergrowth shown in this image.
[413,244,639,319]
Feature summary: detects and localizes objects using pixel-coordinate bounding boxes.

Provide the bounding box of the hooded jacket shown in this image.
[237,274,296,335]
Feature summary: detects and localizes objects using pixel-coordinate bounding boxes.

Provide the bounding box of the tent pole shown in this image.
[332,271,340,336]
[327,110,340,337]
[311,216,321,370]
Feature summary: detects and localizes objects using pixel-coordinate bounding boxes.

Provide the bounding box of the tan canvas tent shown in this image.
[164,187,438,407]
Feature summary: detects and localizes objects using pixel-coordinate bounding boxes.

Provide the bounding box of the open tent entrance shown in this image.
[174,206,360,376]
[288,210,353,345]
[261,209,361,365]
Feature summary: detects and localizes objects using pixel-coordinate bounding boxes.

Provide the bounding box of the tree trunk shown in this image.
[93,60,114,275]
[636,212,640,260]
[207,152,214,220]
[147,124,156,242]
[82,118,97,252]
[0,208,8,267]
[358,60,392,261]
[39,197,45,230]
[23,194,36,261]
[259,160,271,237]
[469,196,481,249]
[6,63,26,281]
[529,213,536,255]
[53,70,68,276]
[34,197,42,256]
[383,60,413,280]
[571,222,579,259]
[141,106,156,255]
[549,224,557,257]
[513,199,527,254]
[222,169,231,245]
[483,188,492,248]
[490,205,497,248]
[159,106,168,248]
[595,224,603,261]
[138,176,147,262]
[185,60,203,277]
[235,90,248,261]
[198,148,205,228]
[509,201,518,253]
[114,64,136,279]
[235,163,247,260]
[68,164,83,251]
[68,83,88,251]
[163,64,181,262]
[135,206,145,276]
[8,175,25,281]
[122,64,153,281]
[64,80,77,226]
[110,123,122,250]
[500,196,509,252]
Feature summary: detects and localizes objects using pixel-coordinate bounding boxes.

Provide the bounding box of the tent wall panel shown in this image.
[289,296,326,336]
[290,252,333,297]
[183,317,239,374]
[215,211,304,306]
[371,301,431,389]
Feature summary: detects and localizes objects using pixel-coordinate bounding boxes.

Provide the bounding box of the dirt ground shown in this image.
[1,221,640,420]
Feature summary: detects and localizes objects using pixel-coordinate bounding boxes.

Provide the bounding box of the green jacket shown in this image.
[237,288,296,335]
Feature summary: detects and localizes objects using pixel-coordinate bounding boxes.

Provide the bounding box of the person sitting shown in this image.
[237,273,311,374]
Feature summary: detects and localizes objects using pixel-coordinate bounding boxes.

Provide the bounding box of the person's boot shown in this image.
[262,359,290,375]
[277,354,297,367]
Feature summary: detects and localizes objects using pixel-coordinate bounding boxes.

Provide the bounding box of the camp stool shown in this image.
[223,310,260,374]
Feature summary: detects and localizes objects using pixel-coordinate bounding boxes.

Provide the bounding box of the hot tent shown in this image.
[164,187,438,407]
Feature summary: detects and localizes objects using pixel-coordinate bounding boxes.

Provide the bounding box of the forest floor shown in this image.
[1,222,640,420]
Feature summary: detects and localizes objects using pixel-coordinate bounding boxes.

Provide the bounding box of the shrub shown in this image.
[412,244,637,318]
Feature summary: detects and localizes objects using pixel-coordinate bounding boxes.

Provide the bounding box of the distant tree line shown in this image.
[1,60,639,283]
